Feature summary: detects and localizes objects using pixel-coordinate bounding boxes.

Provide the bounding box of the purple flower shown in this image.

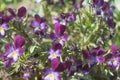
[0,23,9,36]
[82,46,105,67]
[50,23,68,46]
[110,44,118,53]
[48,48,61,60]
[5,35,25,62]
[106,44,120,68]
[23,66,33,79]
[31,14,48,35]
[1,35,25,68]
[43,68,61,80]
[107,56,120,68]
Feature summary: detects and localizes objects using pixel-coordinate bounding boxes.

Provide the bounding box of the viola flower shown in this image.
[43,68,61,80]
[6,35,25,62]
[106,44,120,68]
[50,23,68,46]
[1,35,25,68]
[31,14,48,36]
[92,0,104,15]
[23,66,33,79]
[48,48,61,60]
[92,46,106,63]
[107,56,120,68]
[82,48,97,68]
[0,23,9,36]
[82,46,105,68]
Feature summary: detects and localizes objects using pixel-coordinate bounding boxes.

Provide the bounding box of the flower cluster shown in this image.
[0,0,119,80]
[92,0,116,36]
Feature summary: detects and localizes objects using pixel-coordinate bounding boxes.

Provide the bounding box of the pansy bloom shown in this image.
[43,68,61,80]
[0,23,9,36]
[1,35,25,68]
[31,14,48,36]
[50,23,68,46]
[23,66,33,79]
[106,44,120,68]
[107,56,120,68]
[82,46,105,68]
[48,48,61,60]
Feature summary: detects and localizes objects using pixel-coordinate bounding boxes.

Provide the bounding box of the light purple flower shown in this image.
[107,57,120,68]
[1,35,25,68]
[23,66,33,79]
[43,68,61,80]
[31,14,48,35]
[48,48,61,60]
[0,23,9,36]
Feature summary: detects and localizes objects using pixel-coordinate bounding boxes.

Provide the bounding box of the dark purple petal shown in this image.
[51,58,60,71]
[0,11,3,17]
[54,63,65,72]
[107,18,116,28]
[14,35,25,48]
[50,32,57,40]
[35,14,41,22]
[17,6,27,17]
[51,58,65,72]
[35,14,45,23]
[64,60,72,70]
[2,16,10,22]
[60,25,66,34]
[52,43,62,50]
[42,68,52,76]
[54,23,60,35]
[93,46,105,56]
[110,44,118,52]
[8,8,16,17]
[82,64,89,74]
[82,50,90,59]
[96,55,105,63]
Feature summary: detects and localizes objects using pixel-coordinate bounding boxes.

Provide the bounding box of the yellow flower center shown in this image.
[49,73,54,79]
[11,51,17,57]
[112,58,116,62]
[57,37,61,42]
[35,27,40,31]
[0,27,3,31]
[26,71,30,75]
[51,53,57,58]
